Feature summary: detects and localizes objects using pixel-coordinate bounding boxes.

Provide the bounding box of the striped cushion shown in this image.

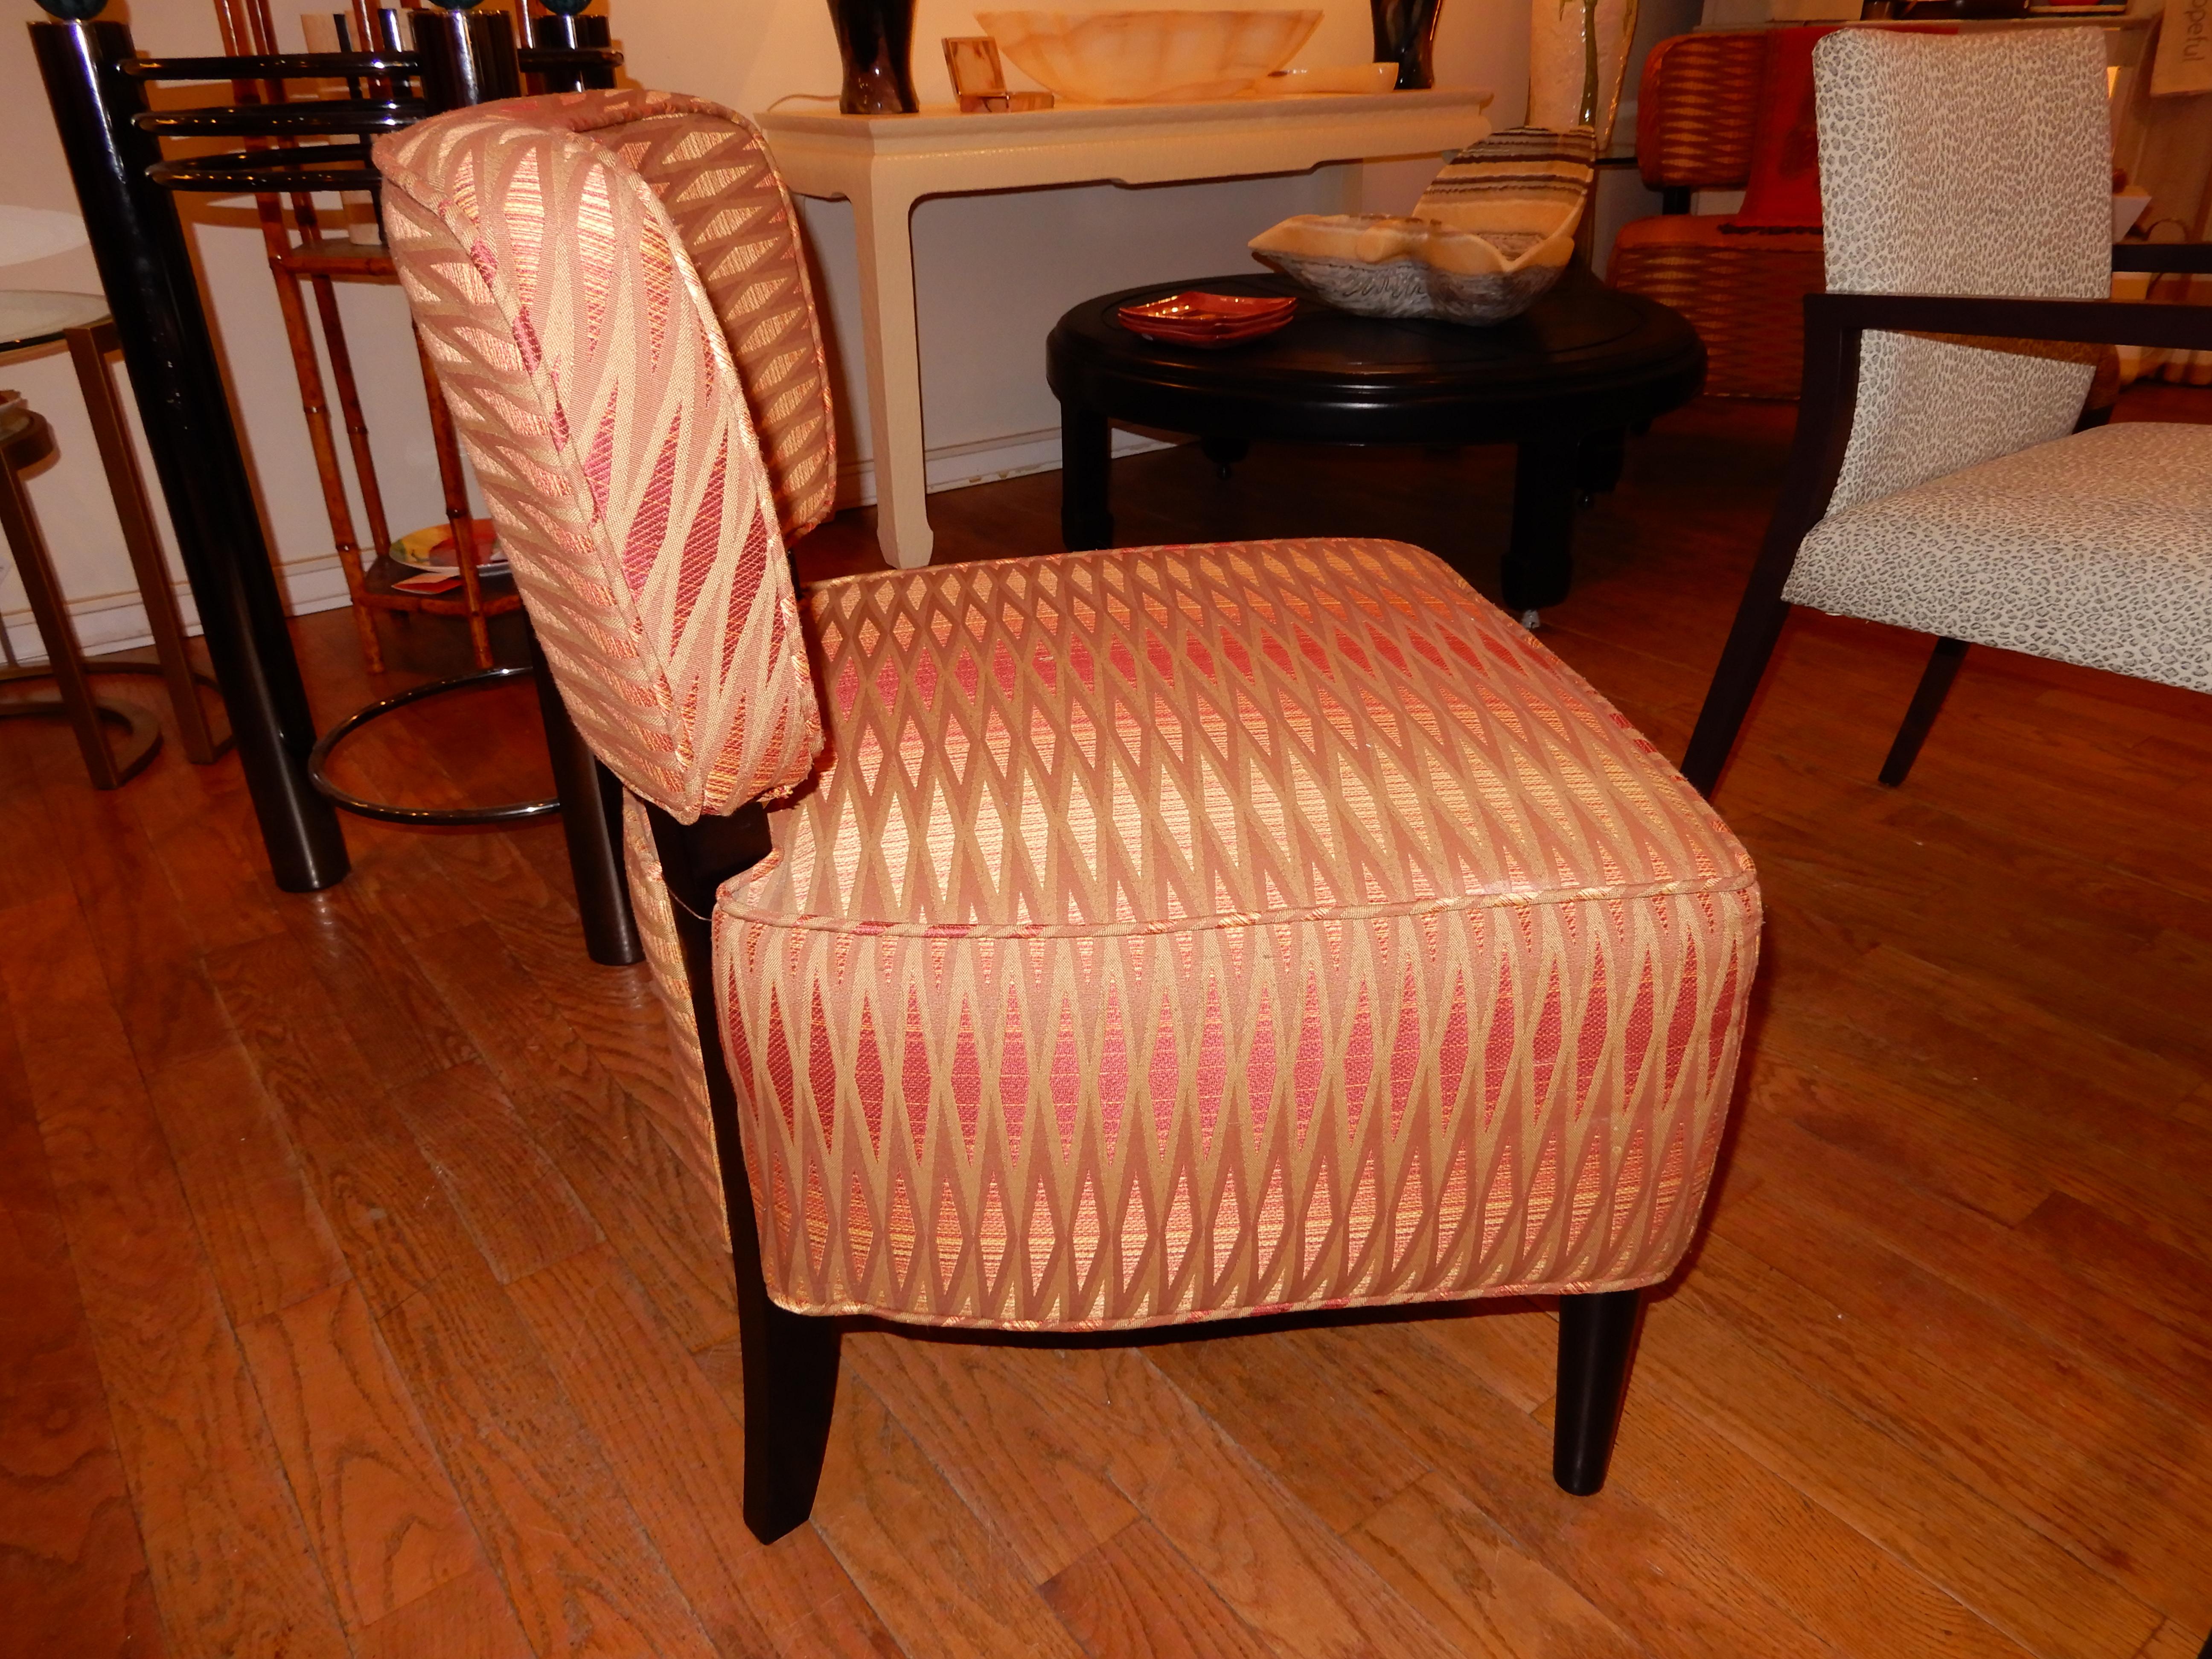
[1417,126,1598,255]
[717,540,1761,1329]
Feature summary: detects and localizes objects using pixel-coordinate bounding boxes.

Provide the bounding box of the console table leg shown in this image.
[849,178,934,570]
[1575,426,1626,506]
[1060,402,1115,552]
[1504,433,1580,621]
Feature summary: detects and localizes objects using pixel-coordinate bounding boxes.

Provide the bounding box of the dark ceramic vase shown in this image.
[828,0,920,114]
[1370,0,1443,90]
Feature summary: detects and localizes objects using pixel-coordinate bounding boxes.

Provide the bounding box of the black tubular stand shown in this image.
[411,6,521,110]
[32,7,628,950]
[529,628,642,966]
[525,11,620,90]
[34,18,348,892]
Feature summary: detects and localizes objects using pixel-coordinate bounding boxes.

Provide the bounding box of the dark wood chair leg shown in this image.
[1679,588,1793,800]
[733,1251,843,1542]
[1554,1289,1641,1496]
[1060,402,1115,551]
[1878,635,1967,789]
[527,626,643,966]
[1681,302,1870,802]
[646,800,841,1544]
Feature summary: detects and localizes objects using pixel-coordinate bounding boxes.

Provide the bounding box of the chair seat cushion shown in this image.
[1787,421,2212,693]
[715,539,1760,1329]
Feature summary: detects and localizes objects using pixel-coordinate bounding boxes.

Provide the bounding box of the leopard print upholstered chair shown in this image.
[1683,27,2212,797]
[374,89,1761,1544]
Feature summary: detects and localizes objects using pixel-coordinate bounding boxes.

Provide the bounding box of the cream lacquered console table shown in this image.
[755,89,1493,568]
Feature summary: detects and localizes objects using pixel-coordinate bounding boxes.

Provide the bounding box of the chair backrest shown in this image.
[1636,32,1766,192]
[374,90,827,819]
[1814,29,2111,516]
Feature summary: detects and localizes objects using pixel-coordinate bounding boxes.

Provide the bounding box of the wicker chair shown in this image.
[375,88,1762,1544]
[1608,31,1826,400]
[1682,28,2212,799]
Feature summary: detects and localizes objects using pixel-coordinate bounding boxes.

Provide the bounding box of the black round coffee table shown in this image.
[1046,265,1705,617]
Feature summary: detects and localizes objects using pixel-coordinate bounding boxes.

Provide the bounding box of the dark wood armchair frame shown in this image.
[1681,243,2212,800]
[641,797,1648,1543]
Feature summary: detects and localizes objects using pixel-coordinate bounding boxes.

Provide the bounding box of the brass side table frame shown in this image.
[1,303,228,788]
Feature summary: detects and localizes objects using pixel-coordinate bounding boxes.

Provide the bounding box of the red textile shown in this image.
[1725,23,1955,234]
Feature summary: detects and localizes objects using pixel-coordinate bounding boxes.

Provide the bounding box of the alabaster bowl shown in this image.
[1249,214,1578,325]
[1250,127,1596,325]
[976,9,1323,103]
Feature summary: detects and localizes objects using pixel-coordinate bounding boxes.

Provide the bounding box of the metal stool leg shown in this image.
[0,413,161,788]
[65,319,230,764]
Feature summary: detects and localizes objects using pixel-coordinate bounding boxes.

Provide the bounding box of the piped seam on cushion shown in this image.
[758,1261,1685,1332]
[716,851,1760,940]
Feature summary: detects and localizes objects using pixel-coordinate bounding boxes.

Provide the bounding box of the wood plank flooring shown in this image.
[2,388,2208,1659]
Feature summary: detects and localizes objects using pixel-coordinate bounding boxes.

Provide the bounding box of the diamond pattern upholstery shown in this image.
[377,91,823,821]
[725,541,1759,1327]
[375,94,1761,1334]
[608,108,837,544]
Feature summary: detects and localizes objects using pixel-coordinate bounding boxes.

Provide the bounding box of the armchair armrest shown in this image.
[1716,279,2211,702]
[1805,289,2212,355]
[2113,242,2212,276]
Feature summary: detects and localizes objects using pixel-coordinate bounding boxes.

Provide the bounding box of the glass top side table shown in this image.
[1,288,228,786]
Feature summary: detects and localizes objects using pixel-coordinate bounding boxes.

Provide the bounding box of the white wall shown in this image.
[0,0,1532,658]
[1,0,463,658]
[617,0,1529,504]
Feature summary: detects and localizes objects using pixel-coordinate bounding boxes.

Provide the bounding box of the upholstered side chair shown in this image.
[375,89,1762,1544]
[1682,28,2212,798]
[1607,30,1828,400]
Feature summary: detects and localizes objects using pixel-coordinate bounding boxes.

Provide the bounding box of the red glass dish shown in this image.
[1116,290,1297,348]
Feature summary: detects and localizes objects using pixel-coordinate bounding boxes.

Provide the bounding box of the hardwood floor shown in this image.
[3,387,2208,1659]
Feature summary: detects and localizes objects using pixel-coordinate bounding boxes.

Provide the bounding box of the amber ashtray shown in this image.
[1116,291,1297,348]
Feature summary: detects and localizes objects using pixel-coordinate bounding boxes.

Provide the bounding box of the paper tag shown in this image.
[2153,0,2212,96]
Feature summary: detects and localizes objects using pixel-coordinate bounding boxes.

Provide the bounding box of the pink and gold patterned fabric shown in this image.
[719,541,1760,1329]
[377,93,1761,1337]
[375,94,822,820]
[588,102,838,543]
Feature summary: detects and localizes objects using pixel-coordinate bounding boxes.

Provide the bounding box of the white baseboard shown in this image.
[7,425,1143,659]
[836,422,1175,508]
[2,556,355,664]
